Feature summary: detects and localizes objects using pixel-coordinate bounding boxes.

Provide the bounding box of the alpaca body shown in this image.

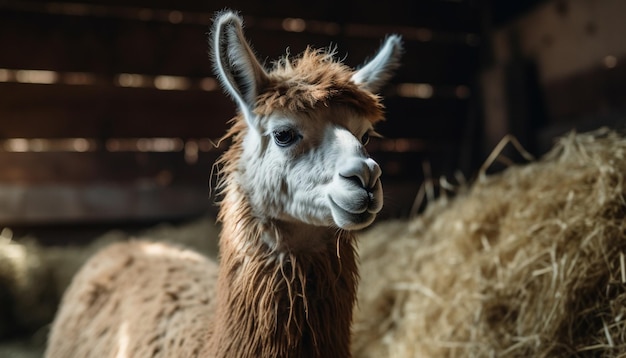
[46,10,402,358]
[46,229,355,358]
[46,241,217,358]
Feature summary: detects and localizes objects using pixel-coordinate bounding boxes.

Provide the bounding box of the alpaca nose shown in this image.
[338,157,382,191]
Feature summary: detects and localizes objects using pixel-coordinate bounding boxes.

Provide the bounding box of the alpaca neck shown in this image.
[207,189,358,358]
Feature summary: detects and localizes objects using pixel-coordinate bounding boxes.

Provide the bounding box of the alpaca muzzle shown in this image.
[328,156,384,230]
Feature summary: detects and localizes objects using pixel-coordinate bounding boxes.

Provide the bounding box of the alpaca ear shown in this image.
[211,10,269,128]
[352,35,403,93]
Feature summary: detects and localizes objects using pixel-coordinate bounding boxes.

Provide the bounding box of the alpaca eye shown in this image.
[273,128,299,147]
[361,132,370,146]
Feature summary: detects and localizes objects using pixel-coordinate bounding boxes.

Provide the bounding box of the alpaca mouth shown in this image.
[328,195,378,230]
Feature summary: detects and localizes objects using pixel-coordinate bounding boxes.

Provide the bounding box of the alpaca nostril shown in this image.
[342,174,367,189]
[339,162,369,189]
[338,158,382,190]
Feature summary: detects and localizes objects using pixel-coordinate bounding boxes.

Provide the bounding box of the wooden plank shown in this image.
[0,182,215,226]
[401,43,479,85]
[0,151,220,184]
[2,0,481,31]
[377,97,470,140]
[0,11,212,75]
[0,83,236,138]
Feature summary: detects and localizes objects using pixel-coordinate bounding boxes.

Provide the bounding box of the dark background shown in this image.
[1,0,625,242]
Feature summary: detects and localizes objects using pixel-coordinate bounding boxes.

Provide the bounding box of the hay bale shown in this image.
[354,128,626,357]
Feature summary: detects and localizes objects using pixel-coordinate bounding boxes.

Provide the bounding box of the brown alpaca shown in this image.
[45,10,402,358]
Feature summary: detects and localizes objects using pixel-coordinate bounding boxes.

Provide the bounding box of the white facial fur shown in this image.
[212,11,402,234]
[236,106,383,231]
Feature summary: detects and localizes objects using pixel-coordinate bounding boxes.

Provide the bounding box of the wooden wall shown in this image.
[0,0,482,225]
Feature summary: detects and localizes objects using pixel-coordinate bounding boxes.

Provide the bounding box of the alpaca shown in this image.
[45,10,402,358]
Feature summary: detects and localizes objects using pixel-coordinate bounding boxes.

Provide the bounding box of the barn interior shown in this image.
[2,0,626,356]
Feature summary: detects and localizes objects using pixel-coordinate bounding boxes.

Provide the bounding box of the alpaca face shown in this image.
[212,11,402,232]
[238,106,383,230]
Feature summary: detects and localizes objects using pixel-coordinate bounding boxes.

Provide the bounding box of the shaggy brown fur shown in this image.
[205,186,357,357]
[46,241,217,357]
[255,48,385,123]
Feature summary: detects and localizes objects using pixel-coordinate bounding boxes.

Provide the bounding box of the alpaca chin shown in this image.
[329,200,378,231]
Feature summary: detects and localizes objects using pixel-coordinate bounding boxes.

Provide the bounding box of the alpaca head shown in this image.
[212,11,402,234]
